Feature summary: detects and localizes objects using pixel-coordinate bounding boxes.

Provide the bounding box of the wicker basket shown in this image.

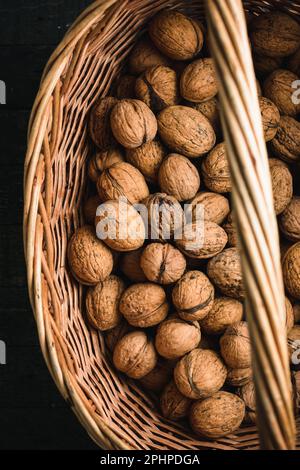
[24,0,300,450]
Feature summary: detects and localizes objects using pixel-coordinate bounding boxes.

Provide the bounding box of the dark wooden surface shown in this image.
[0,0,98,450]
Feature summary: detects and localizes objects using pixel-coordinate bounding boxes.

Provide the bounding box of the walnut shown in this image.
[158,154,200,201]
[95,199,145,252]
[280,197,300,242]
[126,140,165,183]
[250,12,300,58]
[110,99,157,149]
[288,325,300,368]
[259,96,280,142]
[207,247,245,299]
[220,321,251,369]
[187,191,230,225]
[292,371,300,414]
[174,348,227,399]
[285,296,295,333]
[226,367,252,387]
[238,381,256,424]
[264,69,300,117]
[143,193,184,242]
[83,195,102,225]
[89,96,118,149]
[160,380,191,421]
[222,211,238,247]
[140,243,186,285]
[88,148,124,183]
[288,47,300,76]
[190,391,245,439]
[200,297,244,336]
[86,275,125,331]
[158,106,216,158]
[172,270,214,321]
[135,65,179,112]
[175,221,228,259]
[97,161,149,204]
[191,98,221,136]
[269,158,293,215]
[283,243,300,299]
[67,225,113,286]
[201,142,232,193]
[113,331,157,379]
[105,319,132,352]
[140,359,175,392]
[119,282,169,327]
[180,58,218,103]
[155,315,200,360]
[120,248,147,283]
[271,116,300,163]
[129,36,171,75]
[149,10,203,61]
[116,75,136,99]
[253,54,283,79]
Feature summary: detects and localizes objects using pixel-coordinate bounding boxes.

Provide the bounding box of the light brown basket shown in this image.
[24,0,300,450]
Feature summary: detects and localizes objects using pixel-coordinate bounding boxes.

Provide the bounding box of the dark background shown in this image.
[0,0,98,450]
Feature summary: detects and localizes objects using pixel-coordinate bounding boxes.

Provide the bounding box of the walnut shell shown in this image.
[97,161,149,204]
[110,99,157,149]
[140,243,186,285]
[120,248,147,283]
[220,321,251,369]
[119,282,169,327]
[67,225,113,286]
[88,148,124,183]
[250,12,300,58]
[200,297,244,336]
[155,315,201,359]
[86,275,125,331]
[158,154,200,201]
[83,195,102,225]
[269,158,293,215]
[160,380,191,420]
[288,325,300,368]
[222,211,238,247]
[116,75,136,99]
[113,331,157,379]
[89,96,118,149]
[264,69,300,117]
[280,197,300,241]
[207,247,245,299]
[190,391,245,439]
[172,270,214,321]
[129,36,171,75]
[175,221,228,259]
[191,98,221,136]
[135,65,179,112]
[95,199,145,252]
[126,140,165,183]
[180,58,218,103]
[283,243,300,299]
[140,359,175,392]
[253,54,283,79]
[292,371,300,414]
[259,96,280,142]
[149,10,203,61]
[158,106,216,158]
[238,381,256,424]
[202,142,232,193]
[271,116,300,163]
[285,296,295,333]
[187,191,230,225]
[288,47,300,76]
[226,367,252,387]
[105,319,132,352]
[174,348,227,399]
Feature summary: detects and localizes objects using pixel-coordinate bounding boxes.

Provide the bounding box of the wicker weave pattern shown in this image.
[24,0,300,450]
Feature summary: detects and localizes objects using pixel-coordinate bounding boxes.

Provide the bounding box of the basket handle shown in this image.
[206,0,295,450]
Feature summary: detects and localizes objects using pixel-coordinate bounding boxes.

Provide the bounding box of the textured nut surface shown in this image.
[140,359,175,392]
[143,192,184,241]
[158,106,216,158]
[191,98,220,135]
[155,315,201,359]
[250,12,300,58]
[158,154,200,201]
[200,297,244,336]
[119,282,169,327]
[222,211,238,247]
[116,75,136,99]
[89,96,118,149]
[97,161,149,204]
[264,69,300,117]
[253,53,283,78]
[187,191,230,225]
[160,380,191,420]
[220,321,251,368]
[259,96,280,142]
[88,148,124,183]
[120,248,147,283]
[140,243,186,285]
[126,140,165,183]
[271,116,300,163]
[95,199,145,252]
[105,319,132,352]
[202,142,232,193]
[135,65,179,112]
[226,367,252,387]
[110,99,157,149]
[283,243,300,299]
[180,58,218,103]
[174,348,227,399]
[113,331,157,379]
[68,225,113,286]
[86,275,125,331]
[190,391,245,439]
[175,221,228,259]
[280,197,300,241]
[129,36,171,75]
[238,381,256,424]
[207,247,245,299]
[83,195,102,225]
[172,270,214,321]
[285,296,295,333]
[149,10,203,61]
[269,158,293,215]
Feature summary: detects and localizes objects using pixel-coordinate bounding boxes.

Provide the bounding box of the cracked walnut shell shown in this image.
[202,142,232,193]
[200,297,244,336]
[271,116,300,164]
[140,243,186,285]
[264,69,300,117]
[280,197,300,242]
[155,315,201,359]
[220,321,251,369]
[89,96,118,150]
[283,243,300,299]
[126,140,165,183]
[207,247,245,300]
[180,58,218,103]
[88,148,124,183]
[158,154,200,201]
[160,380,191,421]
[269,158,293,215]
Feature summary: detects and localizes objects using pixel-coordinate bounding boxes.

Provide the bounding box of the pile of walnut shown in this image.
[68,9,300,440]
